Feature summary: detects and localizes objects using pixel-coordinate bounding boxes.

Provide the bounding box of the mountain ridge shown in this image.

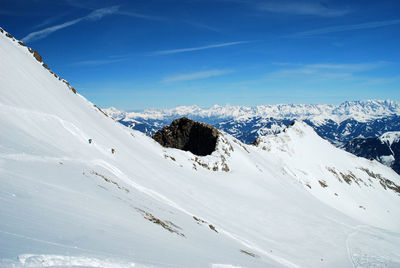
[105,99,400,123]
[2,26,400,267]
[104,100,400,147]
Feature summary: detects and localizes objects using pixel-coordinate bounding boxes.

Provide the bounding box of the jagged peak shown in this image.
[105,99,400,123]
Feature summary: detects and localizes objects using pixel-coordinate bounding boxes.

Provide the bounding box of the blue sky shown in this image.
[2,0,400,110]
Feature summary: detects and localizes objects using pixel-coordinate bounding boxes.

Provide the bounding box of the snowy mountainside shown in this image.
[381,131,400,145]
[1,27,400,267]
[344,131,400,175]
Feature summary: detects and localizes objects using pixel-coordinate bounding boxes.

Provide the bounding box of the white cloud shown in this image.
[21,6,119,43]
[86,6,119,20]
[289,19,400,37]
[117,11,164,21]
[150,41,251,55]
[184,21,221,33]
[266,62,388,82]
[258,1,351,17]
[72,58,128,66]
[162,69,233,83]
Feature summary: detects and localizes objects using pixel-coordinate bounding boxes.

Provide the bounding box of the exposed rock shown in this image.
[28,48,43,62]
[2,26,78,95]
[153,117,219,156]
[252,137,261,146]
[240,249,259,258]
[62,79,77,94]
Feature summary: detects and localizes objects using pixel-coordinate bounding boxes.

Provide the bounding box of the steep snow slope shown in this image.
[1,27,400,267]
[254,122,400,230]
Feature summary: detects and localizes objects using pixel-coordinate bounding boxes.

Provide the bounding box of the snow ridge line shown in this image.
[91,159,192,215]
[219,230,301,268]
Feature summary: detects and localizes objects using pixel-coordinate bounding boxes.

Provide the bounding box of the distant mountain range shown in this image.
[344,132,400,174]
[104,100,400,144]
[104,100,400,174]
[2,26,400,267]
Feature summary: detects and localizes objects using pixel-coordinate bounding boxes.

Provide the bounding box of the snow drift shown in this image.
[1,27,400,267]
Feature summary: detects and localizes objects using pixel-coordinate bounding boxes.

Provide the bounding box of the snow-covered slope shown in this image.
[1,27,400,267]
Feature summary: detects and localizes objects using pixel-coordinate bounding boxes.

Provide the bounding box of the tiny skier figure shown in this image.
[88,139,92,144]
[111,148,115,154]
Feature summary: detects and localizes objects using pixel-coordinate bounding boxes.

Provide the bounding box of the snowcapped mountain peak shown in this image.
[2,27,400,267]
[380,131,400,145]
[105,99,400,124]
[286,120,316,135]
[333,99,400,121]
[254,120,322,149]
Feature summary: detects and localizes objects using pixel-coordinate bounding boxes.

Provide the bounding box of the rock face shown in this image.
[152,117,219,156]
[344,133,400,175]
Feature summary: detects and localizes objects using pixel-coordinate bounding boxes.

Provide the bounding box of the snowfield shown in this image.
[1,27,400,267]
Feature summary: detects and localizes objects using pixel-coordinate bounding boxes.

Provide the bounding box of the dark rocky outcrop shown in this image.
[152,117,219,156]
[28,47,43,62]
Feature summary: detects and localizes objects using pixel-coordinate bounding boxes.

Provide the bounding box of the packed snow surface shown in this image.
[1,27,400,267]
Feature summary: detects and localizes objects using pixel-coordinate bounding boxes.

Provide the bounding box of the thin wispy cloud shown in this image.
[266,62,388,83]
[72,58,128,66]
[33,13,70,29]
[358,76,400,86]
[21,6,119,43]
[270,62,386,76]
[63,0,164,20]
[162,69,233,83]
[184,21,221,33]
[289,19,400,37]
[63,0,96,10]
[150,41,251,56]
[117,11,164,21]
[305,62,386,72]
[258,1,351,17]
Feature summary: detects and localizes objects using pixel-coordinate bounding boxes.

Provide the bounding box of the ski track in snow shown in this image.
[0,231,186,268]
[218,230,300,268]
[0,103,111,157]
[91,159,192,215]
[1,149,299,267]
[0,134,393,268]
[1,30,400,268]
[345,226,363,268]
[91,159,299,268]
